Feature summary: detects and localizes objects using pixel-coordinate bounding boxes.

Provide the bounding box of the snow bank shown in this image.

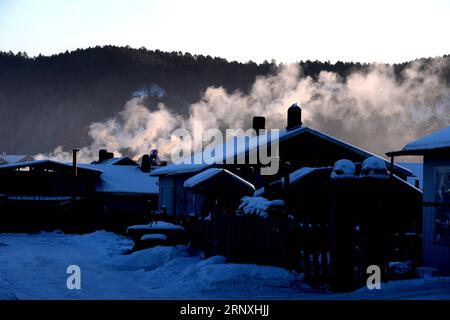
[139,254,306,296]
[197,255,228,267]
[141,234,168,241]
[331,159,356,179]
[192,261,304,293]
[238,196,285,219]
[3,232,449,299]
[70,231,133,255]
[343,277,450,300]
[110,246,189,271]
[0,278,17,300]
[127,221,185,233]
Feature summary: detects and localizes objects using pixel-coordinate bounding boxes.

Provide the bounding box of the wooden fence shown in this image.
[189,210,421,292]
[191,212,333,288]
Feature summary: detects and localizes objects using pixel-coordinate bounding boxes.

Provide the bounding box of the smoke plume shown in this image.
[37,58,450,163]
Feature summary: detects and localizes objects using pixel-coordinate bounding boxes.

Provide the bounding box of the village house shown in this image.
[151,104,413,219]
[149,104,423,291]
[0,150,159,232]
[387,125,450,275]
[0,159,101,232]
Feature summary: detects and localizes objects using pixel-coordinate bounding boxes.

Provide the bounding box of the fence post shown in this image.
[359,166,390,284]
[329,160,359,292]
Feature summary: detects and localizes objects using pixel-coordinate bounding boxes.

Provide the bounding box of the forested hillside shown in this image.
[0,46,448,154]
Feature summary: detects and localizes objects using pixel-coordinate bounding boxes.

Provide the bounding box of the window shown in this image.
[434,167,450,246]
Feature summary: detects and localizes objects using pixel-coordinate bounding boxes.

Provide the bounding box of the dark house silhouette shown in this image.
[151,104,413,218]
[0,153,159,232]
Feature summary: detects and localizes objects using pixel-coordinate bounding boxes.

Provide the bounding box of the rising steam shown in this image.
[36,58,450,163]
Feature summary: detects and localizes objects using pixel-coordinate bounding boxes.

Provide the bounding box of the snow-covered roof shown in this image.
[183,168,255,191]
[0,158,157,195]
[6,195,81,201]
[253,166,330,196]
[404,126,450,151]
[0,154,34,164]
[284,166,331,186]
[150,163,209,176]
[287,167,315,184]
[97,157,138,166]
[150,126,411,177]
[253,187,265,197]
[80,163,159,195]
[0,160,103,174]
[387,125,450,156]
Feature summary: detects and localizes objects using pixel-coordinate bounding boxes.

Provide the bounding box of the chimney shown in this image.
[415,179,420,189]
[99,149,108,162]
[72,148,79,177]
[252,116,266,135]
[286,103,302,130]
[141,154,151,172]
[150,149,159,166]
[282,161,291,189]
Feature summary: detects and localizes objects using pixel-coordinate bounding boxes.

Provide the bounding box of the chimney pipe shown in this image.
[72,148,79,177]
[252,116,266,135]
[286,103,302,130]
[99,149,108,163]
[141,154,151,172]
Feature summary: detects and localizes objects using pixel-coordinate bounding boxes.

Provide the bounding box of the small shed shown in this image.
[387,125,450,275]
[183,168,255,216]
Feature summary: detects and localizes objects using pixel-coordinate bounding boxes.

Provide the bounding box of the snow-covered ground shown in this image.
[0,231,449,300]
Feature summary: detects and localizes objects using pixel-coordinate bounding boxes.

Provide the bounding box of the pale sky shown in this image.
[0,0,449,63]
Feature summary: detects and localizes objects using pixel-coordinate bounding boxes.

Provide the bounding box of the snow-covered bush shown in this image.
[389,261,413,275]
[238,196,285,219]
